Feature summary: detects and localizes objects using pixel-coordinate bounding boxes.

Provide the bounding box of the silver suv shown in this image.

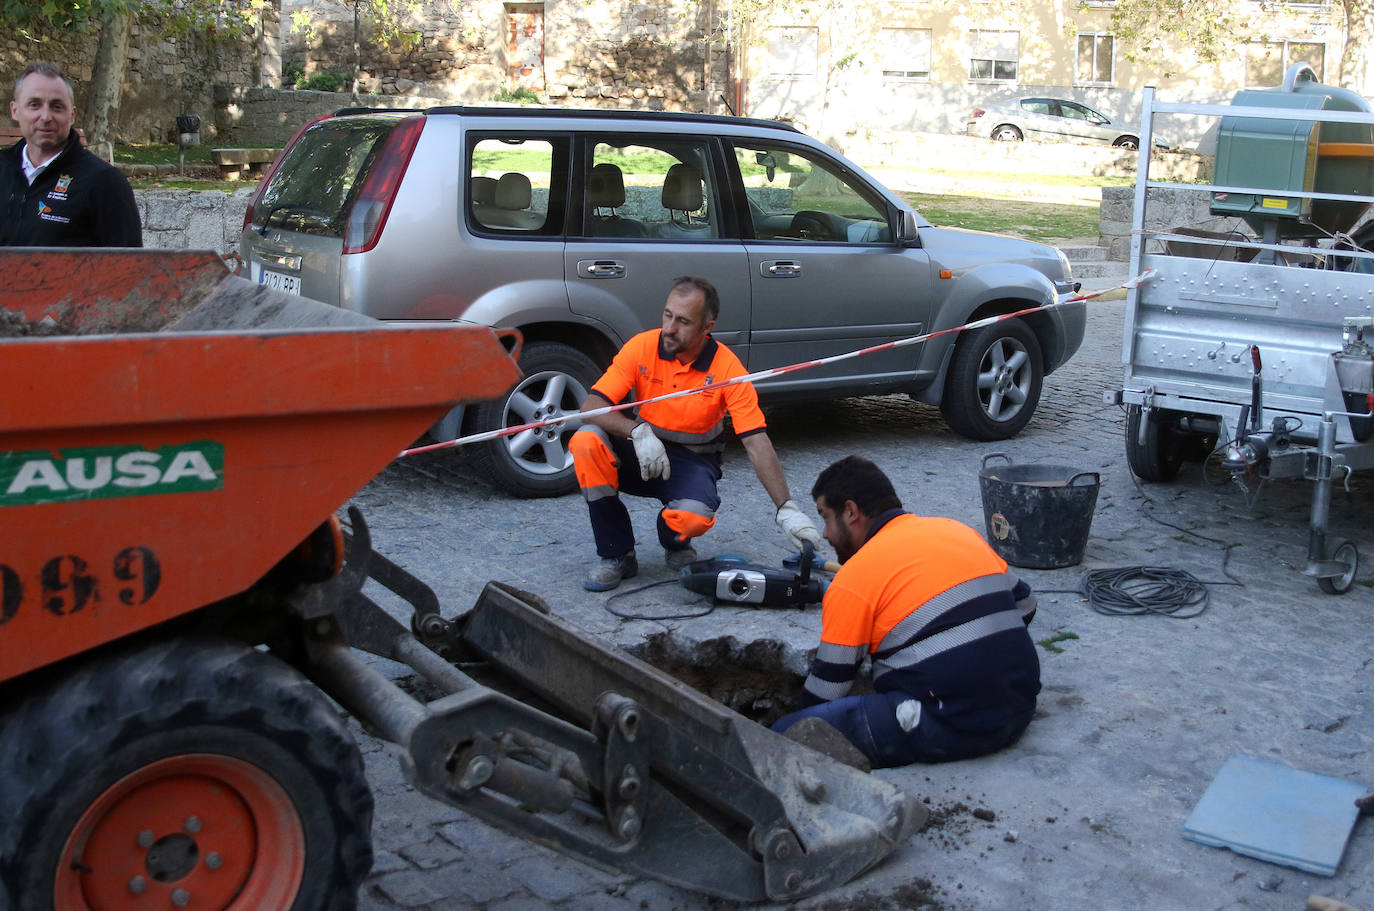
[240,106,1084,497]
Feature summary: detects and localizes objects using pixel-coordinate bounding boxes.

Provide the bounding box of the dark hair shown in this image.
[811,455,902,517]
[670,275,720,321]
[14,62,73,104]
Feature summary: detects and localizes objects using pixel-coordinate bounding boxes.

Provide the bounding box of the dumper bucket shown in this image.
[0,249,522,683]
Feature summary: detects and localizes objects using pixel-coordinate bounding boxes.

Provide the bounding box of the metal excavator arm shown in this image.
[294,509,924,903]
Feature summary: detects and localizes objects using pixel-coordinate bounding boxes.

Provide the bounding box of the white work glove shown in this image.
[630,421,670,481]
[776,499,822,551]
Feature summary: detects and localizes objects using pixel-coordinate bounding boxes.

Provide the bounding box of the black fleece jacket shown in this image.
[1,130,142,247]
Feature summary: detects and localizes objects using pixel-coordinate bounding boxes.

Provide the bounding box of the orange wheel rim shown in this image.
[55,753,305,910]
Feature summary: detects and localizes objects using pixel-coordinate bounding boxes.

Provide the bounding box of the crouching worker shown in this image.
[570,275,821,591]
[772,455,1040,768]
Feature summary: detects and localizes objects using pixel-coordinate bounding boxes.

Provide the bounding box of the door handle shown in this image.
[577,260,626,279]
[762,260,801,278]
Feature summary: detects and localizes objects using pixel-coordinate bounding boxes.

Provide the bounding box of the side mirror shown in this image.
[896,208,919,244]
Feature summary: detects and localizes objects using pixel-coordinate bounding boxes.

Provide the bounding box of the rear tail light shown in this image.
[243,114,333,232]
[971,109,986,119]
[343,115,424,255]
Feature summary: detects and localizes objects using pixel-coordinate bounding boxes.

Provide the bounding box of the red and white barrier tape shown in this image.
[400,270,1155,458]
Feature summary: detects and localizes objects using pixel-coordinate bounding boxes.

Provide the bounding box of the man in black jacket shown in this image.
[2,61,141,247]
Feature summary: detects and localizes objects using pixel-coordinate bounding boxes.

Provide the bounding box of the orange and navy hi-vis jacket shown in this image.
[801,510,1040,734]
[588,330,767,453]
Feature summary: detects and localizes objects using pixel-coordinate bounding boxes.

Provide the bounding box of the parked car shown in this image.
[967,97,1170,150]
[240,106,1085,497]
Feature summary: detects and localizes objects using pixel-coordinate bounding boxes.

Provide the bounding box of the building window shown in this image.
[1246,40,1325,87]
[1075,33,1114,85]
[767,27,819,77]
[969,30,1019,82]
[880,28,932,81]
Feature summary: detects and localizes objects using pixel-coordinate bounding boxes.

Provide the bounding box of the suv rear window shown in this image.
[252,116,401,238]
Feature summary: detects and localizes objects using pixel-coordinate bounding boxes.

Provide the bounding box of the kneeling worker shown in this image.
[773,456,1040,768]
[570,275,821,591]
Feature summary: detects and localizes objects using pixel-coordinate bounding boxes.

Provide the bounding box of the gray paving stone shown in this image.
[398,838,464,870]
[372,869,449,907]
[445,862,523,904]
[506,857,601,902]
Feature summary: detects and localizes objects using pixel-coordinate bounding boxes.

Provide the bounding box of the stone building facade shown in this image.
[282,0,727,112]
[2,5,281,144]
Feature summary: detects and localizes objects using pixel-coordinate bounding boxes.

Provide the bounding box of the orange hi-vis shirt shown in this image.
[589,330,766,452]
[802,511,1040,732]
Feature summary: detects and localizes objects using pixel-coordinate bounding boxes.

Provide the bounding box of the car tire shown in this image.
[941,317,1043,440]
[469,340,600,498]
[992,125,1023,142]
[1113,136,1140,151]
[0,637,373,911]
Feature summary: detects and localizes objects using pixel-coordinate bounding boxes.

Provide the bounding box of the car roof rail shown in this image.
[331,106,423,116]
[419,104,802,133]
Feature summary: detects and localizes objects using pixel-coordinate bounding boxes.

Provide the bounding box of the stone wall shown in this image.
[213,86,449,146]
[1098,186,1247,261]
[281,0,726,112]
[137,188,255,256]
[2,6,280,144]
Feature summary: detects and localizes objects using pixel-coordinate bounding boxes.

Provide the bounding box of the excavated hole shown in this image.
[625,632,874,727]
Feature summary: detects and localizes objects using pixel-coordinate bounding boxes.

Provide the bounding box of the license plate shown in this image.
[258,268,301,295]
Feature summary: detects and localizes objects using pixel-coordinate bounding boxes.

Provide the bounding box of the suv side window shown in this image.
[468,136,567,235]
[579,138,721,240]
[730,142,891,244]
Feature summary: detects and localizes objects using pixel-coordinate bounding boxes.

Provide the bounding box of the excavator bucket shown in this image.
[449,583,926,901]
[317,524,926,905]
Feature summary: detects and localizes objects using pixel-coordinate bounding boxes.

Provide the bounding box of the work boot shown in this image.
[664,544,698,568]
[584,551,638,592]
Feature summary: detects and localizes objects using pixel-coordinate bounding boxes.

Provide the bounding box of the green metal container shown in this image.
[1211,64,1374,238]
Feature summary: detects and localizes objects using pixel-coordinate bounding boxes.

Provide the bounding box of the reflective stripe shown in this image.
[816,641,866,665]
[876,573,1015,653]
[803,675,853,702]
[652,421,726,447]
[874,610,1025,676]
[665,497,716,519]
[582,484,618,502]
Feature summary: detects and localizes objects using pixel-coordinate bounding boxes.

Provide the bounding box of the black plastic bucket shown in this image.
[978,453,1100,569]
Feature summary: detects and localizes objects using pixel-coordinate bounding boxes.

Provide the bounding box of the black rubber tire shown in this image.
[469,340,601,498]
[1113,136,1140,151]
[1125,405,1184,483]
[1318,540,1359,595]
[940,317,1043,440]
[992,125,1023,142]
[0,637,373,911]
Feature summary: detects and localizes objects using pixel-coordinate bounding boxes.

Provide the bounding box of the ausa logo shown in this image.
[0,441,224,507]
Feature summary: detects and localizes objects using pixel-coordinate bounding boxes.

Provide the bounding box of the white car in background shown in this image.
[967,97,1170,150]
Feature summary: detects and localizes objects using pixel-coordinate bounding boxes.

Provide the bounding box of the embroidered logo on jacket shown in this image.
[37,202,70,224]
[55,174,72,193]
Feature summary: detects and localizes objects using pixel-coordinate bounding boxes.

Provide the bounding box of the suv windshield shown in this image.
[252,115,401,237]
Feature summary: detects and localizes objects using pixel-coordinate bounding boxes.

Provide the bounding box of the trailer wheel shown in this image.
[941,317,1043,440]
[1319,539,1360,595]
[469,341,599,498]
[0,637,372,911]
[1125,405,1185,482]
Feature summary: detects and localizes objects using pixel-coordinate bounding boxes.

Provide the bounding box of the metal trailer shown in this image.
[1113,65,1374,595]
[0,250,921,910]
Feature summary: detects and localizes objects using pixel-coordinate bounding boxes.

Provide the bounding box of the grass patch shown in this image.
[1036,630,1080,654]
[899,192,1099,242]
[116,143,215,166]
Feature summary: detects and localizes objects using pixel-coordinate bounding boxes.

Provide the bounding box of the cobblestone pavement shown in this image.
[349,284,1373,911]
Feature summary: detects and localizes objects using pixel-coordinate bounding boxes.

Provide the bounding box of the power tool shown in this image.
[679,542,828,608]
